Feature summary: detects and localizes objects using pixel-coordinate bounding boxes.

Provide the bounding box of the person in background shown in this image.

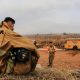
[48,42,56,67]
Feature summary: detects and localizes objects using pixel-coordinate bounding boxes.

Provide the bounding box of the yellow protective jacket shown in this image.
[0,22,39,74]
[0,22,39,55]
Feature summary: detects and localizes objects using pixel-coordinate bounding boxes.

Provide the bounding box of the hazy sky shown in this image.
[0,0,80,34]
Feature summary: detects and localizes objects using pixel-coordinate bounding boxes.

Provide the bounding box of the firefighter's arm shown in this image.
[0,29,4,34]
[47,47,50,53]
[54,46,57,52]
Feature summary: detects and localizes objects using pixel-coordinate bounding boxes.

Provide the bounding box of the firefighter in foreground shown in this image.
[0,17,39,74]
[48,42,56,67]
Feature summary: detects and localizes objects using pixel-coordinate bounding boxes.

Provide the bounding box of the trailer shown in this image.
[64,38,80,50]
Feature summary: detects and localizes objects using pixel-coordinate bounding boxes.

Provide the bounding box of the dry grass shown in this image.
[0,68,80,80]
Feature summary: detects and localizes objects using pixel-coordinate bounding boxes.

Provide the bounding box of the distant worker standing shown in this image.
[48,42,56,67]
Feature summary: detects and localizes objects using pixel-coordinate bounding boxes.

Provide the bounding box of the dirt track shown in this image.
[38,50,80,69]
